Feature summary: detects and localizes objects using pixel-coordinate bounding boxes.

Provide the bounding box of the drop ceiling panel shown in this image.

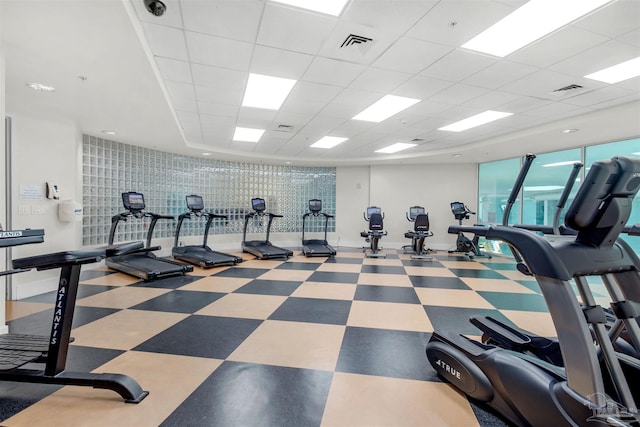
[237,108,279,127]
[331,88,383,108]
[194,85,243,105]
[302,57,366,87]
[320,102,367,119]
[428,83,490,106]
[141,22,188,61]
[348,67,412,93]
[342,0,439,33]
[191,64,247,91]
[406,0,516,47]
[507,26,610,69]
[165,80,196,101]
[500,69,583,99]
[573,0,640,39]
[250,46,314,79]
[172,98,198,113]
[462,90,522,110]
[421,49,497,82]
[287,81,344,103]
[392,75,453,99]
[155,57,192,83]
[257,3,339,54]
[197,102,238,117]
[273,111,314,129]
[562,86,636,107]
[186,31,253,70]
[180,0,263,42]
[549,39,640,77]
[525,102,594,120]
[373,37,452,74]
[462,60,538,90]
[618,29,640,47]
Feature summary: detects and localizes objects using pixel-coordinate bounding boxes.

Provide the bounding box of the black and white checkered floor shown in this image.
[1,247,558,426]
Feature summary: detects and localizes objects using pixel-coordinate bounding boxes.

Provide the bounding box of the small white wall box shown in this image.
[58,200,83,222]
[46,182,60,200]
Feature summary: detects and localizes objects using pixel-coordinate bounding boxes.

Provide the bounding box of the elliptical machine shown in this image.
[360,206,387,258]
[448,203,489,258]
[427,155,640,426]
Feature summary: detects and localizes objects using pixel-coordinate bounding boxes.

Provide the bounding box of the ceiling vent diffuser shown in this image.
[340,34,373,48]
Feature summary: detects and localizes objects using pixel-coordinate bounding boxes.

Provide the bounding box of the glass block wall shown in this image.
[82,135,336,246]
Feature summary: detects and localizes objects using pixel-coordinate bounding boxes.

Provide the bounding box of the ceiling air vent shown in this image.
[275,124,295,132]
[340,34,373,48]
[552,84,583,93]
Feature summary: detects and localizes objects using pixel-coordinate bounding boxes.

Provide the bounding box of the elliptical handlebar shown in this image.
[502,153,536,226]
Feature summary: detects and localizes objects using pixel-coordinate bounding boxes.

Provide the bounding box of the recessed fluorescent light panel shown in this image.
[462,0,614,57]
[542,160,581,167]
[375,143,417,154]
[585,56,640,84]
[233,127,265,142]
[310,136,348,149]
[439,110,513,132]
[352,95,421,123]
[270,0,349,16]
[242,73,296,110]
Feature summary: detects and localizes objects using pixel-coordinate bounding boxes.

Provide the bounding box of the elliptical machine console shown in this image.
[448,202,489,258]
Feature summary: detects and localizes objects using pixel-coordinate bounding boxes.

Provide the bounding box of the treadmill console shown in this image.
[122,192,145,212]
[309,199,322,213]
[252,198,266,213]
[409,206,425,221]
[366,206,381,218]
[186,195,205,212]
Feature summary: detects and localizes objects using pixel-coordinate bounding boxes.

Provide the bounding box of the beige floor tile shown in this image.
[5,301,51,321]
[415,288,495,309]
[500,310,557,338]
[196,293,286,319]
[257,268,314,282]
[70,309,188,350]
[292,282,357,300]
[185,264,230,276]
[228,320,344,371]
[287,255,327,263]
[80,273,141,287]
[357,273,412,287]
[178,276,251,293]
[316,263,362,273]
[439,260,489,270]
[334,251,365,259]
[78,286,170,309]
[321,372,479,427]
[362,257,404,266]
[347,301,432,332]
[3,351,221,427]
[403,266,456,277]
[493,269,532,281]
[461,277,537,294]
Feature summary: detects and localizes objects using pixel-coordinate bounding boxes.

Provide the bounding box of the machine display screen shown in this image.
[186,195,204,211]
[367,206,381,217]
[309,199,322,212]
[450,202,465,214]
[123,192,145,211]
[252,198,266,212]
[409,206,425,220]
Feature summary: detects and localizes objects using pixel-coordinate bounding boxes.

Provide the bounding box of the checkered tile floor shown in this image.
[0,248,553,426]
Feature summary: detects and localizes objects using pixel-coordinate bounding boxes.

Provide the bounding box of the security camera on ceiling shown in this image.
[144,0,166,16]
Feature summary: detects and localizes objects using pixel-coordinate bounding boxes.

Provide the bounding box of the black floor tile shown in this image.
[360,265,405,274]
[18,291,56,304]
[448,269,507,280]
[211,267,270,279]
[402,259,444,267]
[77,284,118,299]
[424,306,513,336]
[477,292,549,312]
[268,298,351,325]
[480,262,517,271]
[276,262,320,271]
[336,327,436,381]
[130,290,226,314]
[307,271,359,284]
[517,280,542,294]
[324,257,363,264]
[130,275,205,289]
[161,361,332,427]
[235,279,302,296]
[409,276,471,290]
[134,315,261,359]
[354,285,420,304]
[8,306,120,336]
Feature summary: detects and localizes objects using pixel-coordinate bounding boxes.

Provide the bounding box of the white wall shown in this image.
[335,164,478,250]
[0,1,7,331]
[8,114,83,298]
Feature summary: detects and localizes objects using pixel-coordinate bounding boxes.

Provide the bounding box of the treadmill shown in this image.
[242,198,293,260]
[106,192,193,281]
[172,195,242,268]
[301,199,336,257]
